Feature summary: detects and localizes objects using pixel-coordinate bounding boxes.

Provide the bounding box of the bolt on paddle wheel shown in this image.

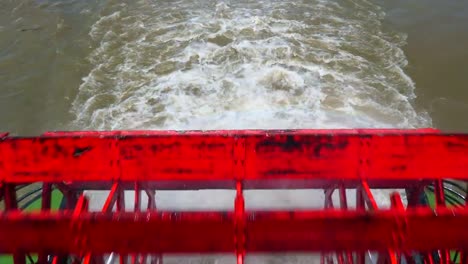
[1,129,468,264]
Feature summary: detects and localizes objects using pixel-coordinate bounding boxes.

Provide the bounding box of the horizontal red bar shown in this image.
[1,130,467,184]
[1,208,468,254]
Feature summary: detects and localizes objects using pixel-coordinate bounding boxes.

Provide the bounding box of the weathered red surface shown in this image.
[1,129,467,184]
[1,129,468,264]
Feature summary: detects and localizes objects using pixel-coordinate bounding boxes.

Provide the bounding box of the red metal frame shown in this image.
[1,129,468,264]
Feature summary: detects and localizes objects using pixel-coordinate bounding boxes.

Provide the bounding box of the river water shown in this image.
[4,0,467,134]
[1,0,468,262]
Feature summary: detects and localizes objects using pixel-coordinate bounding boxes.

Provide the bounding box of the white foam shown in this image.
[73,0,430,130]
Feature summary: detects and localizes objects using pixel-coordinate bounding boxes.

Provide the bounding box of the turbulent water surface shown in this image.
[72,0,430,130]
[2,0,468,263]
[1,0,434,134]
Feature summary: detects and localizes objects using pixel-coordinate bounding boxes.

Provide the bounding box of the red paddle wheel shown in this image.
[1,129,468,264]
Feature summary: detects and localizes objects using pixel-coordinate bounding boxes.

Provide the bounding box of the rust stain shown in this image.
[73,146,92,157]
[146,142,183,153]
[257,135,349,157]
[41,146,49,155]
[53,143,65,154]
[256,135,304,152]
[446,141,468,149]
[313,139,348,157]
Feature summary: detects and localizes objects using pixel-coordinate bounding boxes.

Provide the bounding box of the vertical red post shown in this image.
[131,182,141,264]
[233,136,246,264]
[116,183,125,212]
[356,185,365,264]
[73,194,88,217]
[144,188,160,264]
[403,186,421,264]
[134,182,141,212]
[361,181,377,210]
[434,180,446,208]
[102,182,119,213]
[339,186,354,264]
[235,181,245,264]
[74,195,96,264]
[323,188,334,264]
[358,180,378,264]
[115,184,126,264]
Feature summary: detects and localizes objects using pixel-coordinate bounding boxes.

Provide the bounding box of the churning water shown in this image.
[71,0,430,131]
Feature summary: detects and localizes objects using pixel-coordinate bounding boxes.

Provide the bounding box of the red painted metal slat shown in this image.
[3,129,468,264]
[1,132,467,184]
[245,134,360,181]
[1,136,120,183]
[366,134,468,180]
[119,135,235,182]
[1,208,468,254]
[0,211,235,254]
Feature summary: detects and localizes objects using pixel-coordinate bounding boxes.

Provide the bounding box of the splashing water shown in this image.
[72,0,430,131]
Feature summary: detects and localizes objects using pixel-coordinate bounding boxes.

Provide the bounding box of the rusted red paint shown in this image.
[2,129,468,264]
[1,130,467,184]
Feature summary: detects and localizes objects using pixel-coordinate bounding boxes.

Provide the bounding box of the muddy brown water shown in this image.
[2,0,468,134]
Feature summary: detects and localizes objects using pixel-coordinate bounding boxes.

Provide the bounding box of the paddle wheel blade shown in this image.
[1,129,467,264]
